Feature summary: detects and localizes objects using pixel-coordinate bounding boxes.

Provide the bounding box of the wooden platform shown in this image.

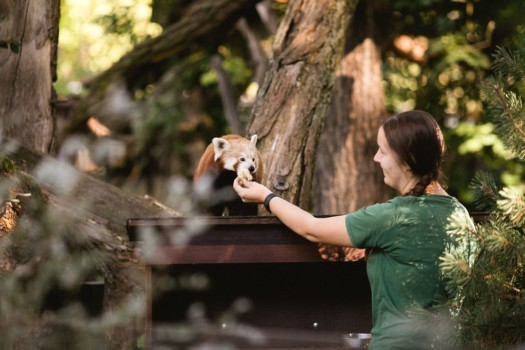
[127,216,372,349]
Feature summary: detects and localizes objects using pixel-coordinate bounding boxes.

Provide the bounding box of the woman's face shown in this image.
[373,126,413,193]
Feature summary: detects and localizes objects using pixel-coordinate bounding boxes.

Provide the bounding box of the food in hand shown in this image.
[237,168,253,182]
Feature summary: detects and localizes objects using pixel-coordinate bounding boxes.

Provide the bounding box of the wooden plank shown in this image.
[139,244,323,265]
[127,215,306,245]
[128,216,323,264]
[127,212,490,244]
[127,215,281,228]
[129,224,310,246]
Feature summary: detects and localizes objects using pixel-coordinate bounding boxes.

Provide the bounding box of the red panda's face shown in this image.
[212,135,259,176]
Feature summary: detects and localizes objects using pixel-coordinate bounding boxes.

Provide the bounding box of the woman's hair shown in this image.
[382,110,445,196]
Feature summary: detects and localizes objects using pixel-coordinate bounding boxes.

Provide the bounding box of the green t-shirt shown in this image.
[346,195,471,350]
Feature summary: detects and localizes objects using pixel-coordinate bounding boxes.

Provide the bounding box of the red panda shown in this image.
[193,134,263,216]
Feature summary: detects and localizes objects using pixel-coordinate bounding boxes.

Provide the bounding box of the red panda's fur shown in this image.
[193,134,263,216]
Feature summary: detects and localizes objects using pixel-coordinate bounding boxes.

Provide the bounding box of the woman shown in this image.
[233,110,472,349]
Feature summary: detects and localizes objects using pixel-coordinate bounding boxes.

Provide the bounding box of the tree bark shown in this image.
[8,145,178,236]
[313,0,390,216]
[248,0,358,210]
[0,0,59,153]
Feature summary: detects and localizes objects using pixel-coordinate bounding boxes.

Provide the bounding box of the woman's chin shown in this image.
[383,179,394,189]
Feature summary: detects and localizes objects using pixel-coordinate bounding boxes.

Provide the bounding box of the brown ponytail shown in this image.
[381,110,445,197]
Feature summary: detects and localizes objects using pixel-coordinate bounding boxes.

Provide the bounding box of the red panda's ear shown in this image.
[212,137,230,161]
[250,134,257,146]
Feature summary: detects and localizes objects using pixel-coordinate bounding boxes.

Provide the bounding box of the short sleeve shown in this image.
[345,201,397,249]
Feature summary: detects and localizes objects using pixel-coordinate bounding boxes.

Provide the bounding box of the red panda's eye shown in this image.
[240,157,245,162]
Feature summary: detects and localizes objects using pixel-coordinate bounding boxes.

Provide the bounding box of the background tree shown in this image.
[0,0,59,153]
[314,0,390,216]
[312,0,390,262]
[247,0,357,209]
[440,34,525,349]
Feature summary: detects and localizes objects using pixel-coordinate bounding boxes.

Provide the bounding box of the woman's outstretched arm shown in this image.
[233,178,353,247]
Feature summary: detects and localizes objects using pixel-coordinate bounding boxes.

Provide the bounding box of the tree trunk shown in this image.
[313,0,390,216]
[8,145,178,236]
[248,0,358,210]
[0,0,59,153]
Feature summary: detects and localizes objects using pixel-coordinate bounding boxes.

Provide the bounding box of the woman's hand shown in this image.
[233,177,273,203]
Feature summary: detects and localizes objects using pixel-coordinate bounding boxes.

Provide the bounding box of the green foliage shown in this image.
[429,33,491,68]
[94,6,143,45]
[201,47,253,88]
[481,46,525,160]
[383,1,525,207]
[0,153,16,174]
[453,123,506,156]
[441,36,525,349]
[442,202,525,349]
[468,171,500,212]
[498,187,525,227]
[132,60,196,178]
[443,120,525,207]
[57,0,161,95]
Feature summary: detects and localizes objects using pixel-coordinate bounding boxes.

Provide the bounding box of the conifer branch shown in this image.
[442,35,525,348]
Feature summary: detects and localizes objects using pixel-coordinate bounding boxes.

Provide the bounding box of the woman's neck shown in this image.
[400,175,419,195]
